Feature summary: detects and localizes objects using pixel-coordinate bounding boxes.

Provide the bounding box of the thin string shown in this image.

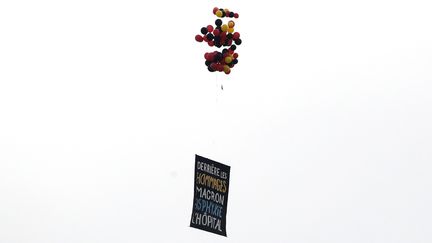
[212,72,218,150]
[215,72,218,103]
[213,72,225,156]
[213,72,222,155]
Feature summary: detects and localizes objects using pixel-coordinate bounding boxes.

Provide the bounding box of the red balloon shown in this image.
[234,13,239,18]
[195,35,203,42]
[208,41,214,47]
[233,32,240,40]
[203,35,208,42]
[210,63,218,70]
[233,53,239,59]
[220,32,227,41]
[206,53,214,61]
[213,7,219,14]
[207,25,214,33]
[213,29,220,37]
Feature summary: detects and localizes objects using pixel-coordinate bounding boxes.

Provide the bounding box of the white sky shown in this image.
[1,0,432,242]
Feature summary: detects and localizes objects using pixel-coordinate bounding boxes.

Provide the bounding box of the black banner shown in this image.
[190,154,230,236]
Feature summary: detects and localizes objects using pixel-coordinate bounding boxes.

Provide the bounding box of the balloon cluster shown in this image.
[195,7,242,75]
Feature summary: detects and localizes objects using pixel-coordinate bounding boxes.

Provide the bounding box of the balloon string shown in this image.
[213,73,218,152]
[215,73,219,103]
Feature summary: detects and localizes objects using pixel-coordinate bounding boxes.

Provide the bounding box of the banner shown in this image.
[190,154,230,236]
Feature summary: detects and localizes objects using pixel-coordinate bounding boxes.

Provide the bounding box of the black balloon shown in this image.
[235,39,242,45]
[201,27,208,35]
[207,33,214,41]
[215,19,222,26]
[216,52,223,61]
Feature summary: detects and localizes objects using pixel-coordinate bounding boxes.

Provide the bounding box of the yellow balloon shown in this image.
[225,56,232,64]
[216,10,223,17]
[228,28,234,33]
[228,21,235,28]
[224,65,231,74]
[221,24,228,32]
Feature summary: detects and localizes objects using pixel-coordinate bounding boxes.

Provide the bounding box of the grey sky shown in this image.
[1,0,431,242]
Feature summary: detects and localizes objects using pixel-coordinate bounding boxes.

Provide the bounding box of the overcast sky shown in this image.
[1,0,431,242]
